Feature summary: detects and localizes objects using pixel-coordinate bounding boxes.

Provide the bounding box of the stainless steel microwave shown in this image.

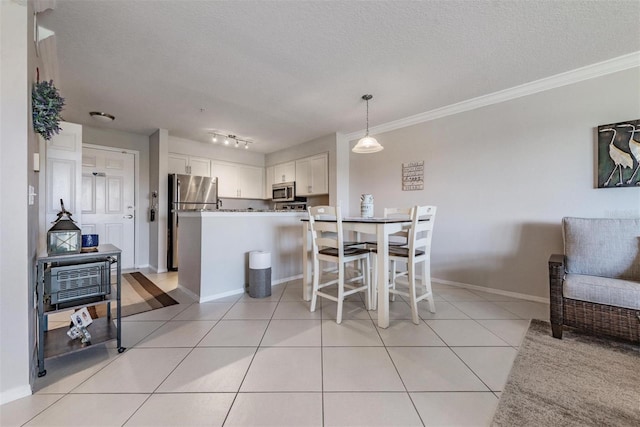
[272,182,296,202]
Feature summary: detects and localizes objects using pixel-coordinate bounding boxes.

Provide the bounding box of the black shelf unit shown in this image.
[35,244,125,377]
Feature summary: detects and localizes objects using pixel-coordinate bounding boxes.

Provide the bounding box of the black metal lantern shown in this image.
[47,199,81,255]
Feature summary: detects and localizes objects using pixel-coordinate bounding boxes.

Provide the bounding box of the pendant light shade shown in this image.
[352,94,383,153]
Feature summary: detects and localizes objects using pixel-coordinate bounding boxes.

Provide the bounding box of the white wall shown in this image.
[149,129,169,272]
[349,68,640,299]
[83,126,151,267]
[0,0,34,404]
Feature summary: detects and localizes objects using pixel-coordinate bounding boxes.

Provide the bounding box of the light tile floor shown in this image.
[1,271,549,426]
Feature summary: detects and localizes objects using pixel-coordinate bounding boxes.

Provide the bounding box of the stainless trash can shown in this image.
[249,251,271,298]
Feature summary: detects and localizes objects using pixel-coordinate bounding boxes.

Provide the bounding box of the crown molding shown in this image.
[345,51,640,141]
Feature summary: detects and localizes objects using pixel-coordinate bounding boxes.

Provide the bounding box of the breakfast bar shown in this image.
[178,210,306,302]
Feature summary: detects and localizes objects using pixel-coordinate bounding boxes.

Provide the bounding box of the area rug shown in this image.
[491,319,639,427]
[87,272,179,319]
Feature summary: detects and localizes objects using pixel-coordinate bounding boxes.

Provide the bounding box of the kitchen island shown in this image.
[177,210,306,302]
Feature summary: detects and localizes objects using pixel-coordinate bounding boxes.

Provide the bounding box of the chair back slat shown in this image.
[407,205,436,260]
[308,205,345,258]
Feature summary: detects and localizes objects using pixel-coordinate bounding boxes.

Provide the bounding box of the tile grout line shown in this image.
[220,279,290,426]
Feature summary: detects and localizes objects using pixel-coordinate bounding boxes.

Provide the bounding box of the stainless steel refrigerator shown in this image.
[168,174,218,270]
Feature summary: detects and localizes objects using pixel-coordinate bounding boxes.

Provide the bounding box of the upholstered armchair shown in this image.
[549,217,640,343]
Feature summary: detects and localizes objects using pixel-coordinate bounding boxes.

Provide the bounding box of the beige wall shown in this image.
[169,135,265,167]
[0,0,36,403]
[348,68,640,299]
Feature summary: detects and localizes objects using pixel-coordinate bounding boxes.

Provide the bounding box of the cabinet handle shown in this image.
[308,185,312,193]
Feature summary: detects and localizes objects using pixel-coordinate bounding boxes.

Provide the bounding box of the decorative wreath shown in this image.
[32,80,65,140]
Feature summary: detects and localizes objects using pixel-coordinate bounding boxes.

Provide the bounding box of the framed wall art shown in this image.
[597,119,639,188]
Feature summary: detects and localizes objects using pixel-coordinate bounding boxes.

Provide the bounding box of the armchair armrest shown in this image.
[549,254,566,338]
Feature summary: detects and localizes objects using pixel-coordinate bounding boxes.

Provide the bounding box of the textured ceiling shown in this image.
[38,1,640,153]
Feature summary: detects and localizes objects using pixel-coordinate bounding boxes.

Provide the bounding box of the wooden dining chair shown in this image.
[387,205,437,324]
[307,205,371,324]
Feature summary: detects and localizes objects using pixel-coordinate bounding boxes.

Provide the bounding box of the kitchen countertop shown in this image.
[178,209,307,217]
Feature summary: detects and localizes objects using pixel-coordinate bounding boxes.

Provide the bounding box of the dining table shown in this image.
[301,216,418,329]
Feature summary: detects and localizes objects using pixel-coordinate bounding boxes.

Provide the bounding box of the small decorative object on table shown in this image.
[81,234,99,252]
[47,199,81,255]
[67,307,93,343]
[360,194,374,218]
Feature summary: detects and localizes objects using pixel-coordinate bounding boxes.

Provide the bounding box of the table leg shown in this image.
[302,223,311,301]
[376,223,390,328]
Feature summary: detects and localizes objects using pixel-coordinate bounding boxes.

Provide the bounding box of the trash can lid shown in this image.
[250,251,271,269]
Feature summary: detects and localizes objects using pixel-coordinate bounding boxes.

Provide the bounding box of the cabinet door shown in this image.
[189,156,211,177]
[265,166,274,199]
[238,165,264,199]
[295,154,328,196]
[211,162,238,198]
[168,153,189,174]
[295,158,311,196]
[274,161,295,183]
[309,154,328,194]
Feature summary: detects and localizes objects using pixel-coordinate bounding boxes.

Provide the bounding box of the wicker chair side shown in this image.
[549,254,565,338]
[563,298,640,343]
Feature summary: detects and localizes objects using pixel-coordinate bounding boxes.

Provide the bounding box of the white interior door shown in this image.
[82,147,135,269]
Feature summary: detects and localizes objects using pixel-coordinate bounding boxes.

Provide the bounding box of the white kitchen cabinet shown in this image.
[273,161,296,184]
[295,153,328,196]
[211,161,264,199]
[238,165,264,199]
[168,153,211,176]
[265,166,275,199]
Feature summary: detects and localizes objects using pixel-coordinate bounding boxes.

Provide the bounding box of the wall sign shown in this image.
[402,161,424,191]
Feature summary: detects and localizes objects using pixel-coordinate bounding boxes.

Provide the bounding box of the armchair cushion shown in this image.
[563,217,640,280]
[564,274,640,310]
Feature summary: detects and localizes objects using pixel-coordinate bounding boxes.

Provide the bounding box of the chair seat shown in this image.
[389,247,425,257]
[319,247,371,257]
[365,241,407,247]
[344,241,366,247]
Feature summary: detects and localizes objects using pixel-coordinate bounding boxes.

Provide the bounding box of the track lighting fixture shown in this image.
[208,132,254,150]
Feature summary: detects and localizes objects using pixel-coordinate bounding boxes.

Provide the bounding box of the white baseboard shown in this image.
[176,284,200,302]
[0,384,32,405]
[181,277,297,304]
[431,277,549,304]
[272,274,302,285]
[198,288,245,303]
[147,265,168,274]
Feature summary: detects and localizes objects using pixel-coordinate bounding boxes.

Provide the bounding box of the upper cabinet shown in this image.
[295,153,328,196]
[265,166,275,199]
[273,161,296,184]
[211,161,264,199]
[168,153,211,177]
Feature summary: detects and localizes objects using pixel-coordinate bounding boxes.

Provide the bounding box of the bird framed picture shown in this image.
[597,119,640,188]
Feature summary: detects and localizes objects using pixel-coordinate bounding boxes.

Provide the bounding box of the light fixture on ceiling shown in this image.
[209,132,254,149]
[352,94,383,154]
[89,111,115,123]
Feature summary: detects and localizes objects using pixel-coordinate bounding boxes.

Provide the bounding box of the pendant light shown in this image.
[352,94,383,153]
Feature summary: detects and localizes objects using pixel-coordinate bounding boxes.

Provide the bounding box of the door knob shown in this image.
[123,214,134,219]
